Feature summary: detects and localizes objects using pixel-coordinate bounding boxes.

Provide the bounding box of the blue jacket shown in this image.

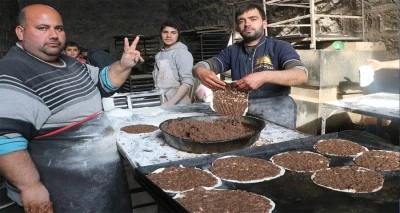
[206,36,305,99]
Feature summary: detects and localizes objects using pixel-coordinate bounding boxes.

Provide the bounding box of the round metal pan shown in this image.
[159,115,266,154]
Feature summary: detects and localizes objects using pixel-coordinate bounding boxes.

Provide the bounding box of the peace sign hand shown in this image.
[120,36,144,69]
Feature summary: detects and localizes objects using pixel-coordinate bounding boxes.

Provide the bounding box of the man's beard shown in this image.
[42,46,63,56]
[240,27,264,43]
[45,49,62,56]
[43,39,64,56]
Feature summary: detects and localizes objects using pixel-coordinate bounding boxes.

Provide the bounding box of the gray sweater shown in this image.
[153,41,194,89]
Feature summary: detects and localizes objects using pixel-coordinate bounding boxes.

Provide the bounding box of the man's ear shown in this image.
[262,20,268,30]
[15,25,24,41]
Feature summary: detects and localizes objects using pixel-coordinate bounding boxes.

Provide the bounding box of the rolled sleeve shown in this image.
[292,65,308,77]
[197,58,224,75]
[100,66,119,91]
[0,136,28,155]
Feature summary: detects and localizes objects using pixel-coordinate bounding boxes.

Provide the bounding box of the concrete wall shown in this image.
[364,0,399,59]
[299,46,388,87]
[18,0,169,51]
[14,0,261,52]
[167,0,236,30]
[0,0,18,58]
[1,0,397,58]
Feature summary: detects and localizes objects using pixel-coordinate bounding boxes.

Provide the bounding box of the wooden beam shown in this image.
[267,3,310,8]
[268,24,311,27]
[315,14,363,19]
[268,14,310,26]
[310,0,316,49]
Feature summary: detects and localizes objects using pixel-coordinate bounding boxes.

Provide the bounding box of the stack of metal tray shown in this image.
[134,130,400,213]
[111,90,164,109]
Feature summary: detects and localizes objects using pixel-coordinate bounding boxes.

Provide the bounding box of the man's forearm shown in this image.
[262,68,308,86]
[192,63,206,78]
[382,60,400,69]
[0,150,52,210]
[107,61,131,88]
[192,61,226,90]
[167,84,190,104]
[0,150,41,191]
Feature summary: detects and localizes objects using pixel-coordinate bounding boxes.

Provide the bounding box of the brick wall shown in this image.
[0,0,18,58]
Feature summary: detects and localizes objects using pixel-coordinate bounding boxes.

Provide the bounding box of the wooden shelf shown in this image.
[181,27,230,63]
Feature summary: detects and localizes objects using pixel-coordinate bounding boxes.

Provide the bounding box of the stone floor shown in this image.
[124,160,159,213]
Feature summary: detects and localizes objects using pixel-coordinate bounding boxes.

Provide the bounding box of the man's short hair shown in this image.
[16,9,26,26]
[235,3,266,23]
[159,20,180,33]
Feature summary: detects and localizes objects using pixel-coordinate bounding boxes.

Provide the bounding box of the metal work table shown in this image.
[321,92,400,135]
[105,103,308,169]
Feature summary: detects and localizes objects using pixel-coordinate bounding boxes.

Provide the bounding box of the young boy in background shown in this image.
[64,41,88,63]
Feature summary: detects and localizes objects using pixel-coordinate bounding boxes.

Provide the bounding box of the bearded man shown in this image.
[193,3,308,129]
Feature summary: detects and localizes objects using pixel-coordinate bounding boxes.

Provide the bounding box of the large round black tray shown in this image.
[159,115,266,154]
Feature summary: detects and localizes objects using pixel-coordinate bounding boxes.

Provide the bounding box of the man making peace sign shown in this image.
[0,4,143,212]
